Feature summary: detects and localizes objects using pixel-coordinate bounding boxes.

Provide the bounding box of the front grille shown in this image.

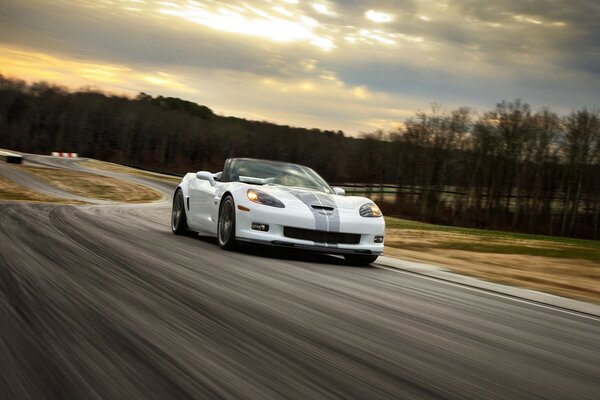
[283,227,360,244]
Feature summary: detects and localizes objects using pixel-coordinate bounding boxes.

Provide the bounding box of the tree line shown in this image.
[0,75,598,239]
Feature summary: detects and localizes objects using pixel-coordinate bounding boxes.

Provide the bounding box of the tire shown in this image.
[344,254,378,266]
[217,195,237,250]
[171,189,190,235]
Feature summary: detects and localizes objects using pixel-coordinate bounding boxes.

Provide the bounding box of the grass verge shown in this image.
[384,217,600,303]
[19,165,163,203]
[0,175,88,204]
[79,159,181,183]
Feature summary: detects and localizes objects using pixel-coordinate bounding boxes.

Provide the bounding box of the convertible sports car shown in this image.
[171,158,385,265]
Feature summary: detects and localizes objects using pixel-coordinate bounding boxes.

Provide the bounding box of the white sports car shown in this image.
[171,158,385,265]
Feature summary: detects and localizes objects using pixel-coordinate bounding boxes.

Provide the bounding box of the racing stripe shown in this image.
[315,192,340,248]
[310,192,339,232]
[288,190,341,248]
[289,190,328,231]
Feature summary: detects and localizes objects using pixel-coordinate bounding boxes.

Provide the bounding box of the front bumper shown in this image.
[235,201,385,255]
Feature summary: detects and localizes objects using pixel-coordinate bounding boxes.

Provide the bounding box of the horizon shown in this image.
[1,0,599,136]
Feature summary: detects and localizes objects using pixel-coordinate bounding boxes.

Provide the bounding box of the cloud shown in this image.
[156,1,337,51]
[0,0,598,135]
[311,3,337,17]
[365,10,394,23]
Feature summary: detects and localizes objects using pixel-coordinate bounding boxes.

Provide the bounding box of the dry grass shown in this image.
[0,175,88,205]
[19,166,163,203]
[384,220,600,303]
[79,159,181,183]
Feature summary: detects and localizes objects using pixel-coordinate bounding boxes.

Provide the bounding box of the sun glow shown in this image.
[312,3,336,16]
[0,45,195,94]
[158,3,336,50]
[365,10,394,23]
[0,47,131,86]
[142,72,187,88]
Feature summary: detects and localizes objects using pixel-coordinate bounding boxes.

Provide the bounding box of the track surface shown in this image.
[1,156,599,399]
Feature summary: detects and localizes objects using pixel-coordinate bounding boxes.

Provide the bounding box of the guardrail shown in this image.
[0,150,23,164]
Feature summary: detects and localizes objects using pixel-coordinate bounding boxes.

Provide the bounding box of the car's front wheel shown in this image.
[218,195,237,250]
[172,189,191,235]
[344,254,378,266]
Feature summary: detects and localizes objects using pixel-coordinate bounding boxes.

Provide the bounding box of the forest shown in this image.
[1,75,599,239]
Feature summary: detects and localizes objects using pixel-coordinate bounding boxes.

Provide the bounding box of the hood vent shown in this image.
[311,205,335,215]
[311,205,334,211]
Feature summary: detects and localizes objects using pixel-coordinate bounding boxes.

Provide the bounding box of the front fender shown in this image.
[176,173,196,201]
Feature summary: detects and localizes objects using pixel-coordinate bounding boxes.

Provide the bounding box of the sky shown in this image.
[0,0,599,136]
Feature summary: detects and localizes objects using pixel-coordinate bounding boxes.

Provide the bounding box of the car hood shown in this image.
[248,185,371,210]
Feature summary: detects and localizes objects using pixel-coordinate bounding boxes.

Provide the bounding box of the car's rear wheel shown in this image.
[344,254,378,266]
[172,189,190,235]
[218,195,237,250]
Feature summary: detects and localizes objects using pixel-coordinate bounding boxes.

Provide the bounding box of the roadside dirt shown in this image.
[385,229,600,303]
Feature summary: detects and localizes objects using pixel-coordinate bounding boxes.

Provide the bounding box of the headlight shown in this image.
[359,203,382,217]
[247,189,285,208]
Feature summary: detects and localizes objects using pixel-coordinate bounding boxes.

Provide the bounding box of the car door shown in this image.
[188,177,217,233]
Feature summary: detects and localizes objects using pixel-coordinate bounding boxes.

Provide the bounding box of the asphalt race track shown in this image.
[1,155,599,399]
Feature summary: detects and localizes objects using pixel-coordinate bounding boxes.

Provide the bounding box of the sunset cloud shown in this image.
[0,0,598,135]
[365,10,394,23]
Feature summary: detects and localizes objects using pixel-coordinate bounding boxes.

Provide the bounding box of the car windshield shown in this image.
[227,159,333,194]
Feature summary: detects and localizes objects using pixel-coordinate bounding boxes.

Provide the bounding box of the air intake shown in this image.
[283,227,360,244]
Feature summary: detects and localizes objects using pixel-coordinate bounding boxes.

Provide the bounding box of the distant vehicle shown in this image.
[172,158,385,265]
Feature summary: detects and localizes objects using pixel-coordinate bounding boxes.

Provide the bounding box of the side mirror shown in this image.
[196,171,216,186]
[332,187,345,196]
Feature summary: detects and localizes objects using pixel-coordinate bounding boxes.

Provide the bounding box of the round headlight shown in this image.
[359,203,382,217]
